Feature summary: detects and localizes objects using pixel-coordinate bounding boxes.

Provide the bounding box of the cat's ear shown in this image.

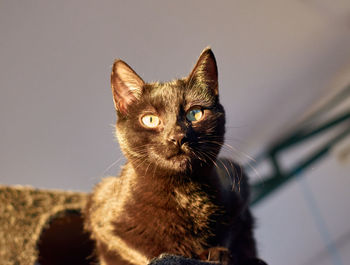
[187,47,218,95]
[111,60,145,114]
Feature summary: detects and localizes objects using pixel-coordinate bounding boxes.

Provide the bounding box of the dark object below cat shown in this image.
[150,254,267,265]
[0,185,267,265]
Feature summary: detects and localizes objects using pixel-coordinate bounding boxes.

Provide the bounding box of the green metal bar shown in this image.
[271,111,350,153]
[299,84,350,124]
[269,152,283,178]
[249,109,350,167]
[247,86,350,206]
[250,126,350,206]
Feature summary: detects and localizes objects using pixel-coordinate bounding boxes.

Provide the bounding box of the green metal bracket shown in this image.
[249,85,350,206]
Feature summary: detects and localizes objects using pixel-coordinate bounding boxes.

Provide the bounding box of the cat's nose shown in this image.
[168,133,187,147]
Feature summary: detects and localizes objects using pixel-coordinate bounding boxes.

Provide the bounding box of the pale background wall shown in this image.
[1,1,350,265]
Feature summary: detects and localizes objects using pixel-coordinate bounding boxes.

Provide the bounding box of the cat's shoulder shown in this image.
[92,176,123,198]
[92,163,135,198]
[85,174,133,227]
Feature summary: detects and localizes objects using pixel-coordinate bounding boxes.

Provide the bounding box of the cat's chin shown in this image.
[146,148,193,173]
[169,154,190,167]
[159,153,192,173]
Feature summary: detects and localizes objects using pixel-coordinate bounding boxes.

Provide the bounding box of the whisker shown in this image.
[199,151,219,170]
[223,143,256,163]
[144,161,152,177]
[216,158,231,185]
[152,163,158,180]
[102,156,125,176]
[227,159,240,191]
[133,155,149,171]
[195,139,262,182]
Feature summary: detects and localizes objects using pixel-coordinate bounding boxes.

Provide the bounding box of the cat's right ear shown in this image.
[187,47,218,96]
[111,60,145,114]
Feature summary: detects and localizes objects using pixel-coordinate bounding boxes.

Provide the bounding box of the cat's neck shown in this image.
[120,161,220,213]
[119,161,219,199]
[122,159,243,213]
[129,160,216,187]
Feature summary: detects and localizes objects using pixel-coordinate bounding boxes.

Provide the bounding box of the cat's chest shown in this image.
[130,187,219,229]
[119,185,221,254]
[147,187,220,242]
[172,188,218,225]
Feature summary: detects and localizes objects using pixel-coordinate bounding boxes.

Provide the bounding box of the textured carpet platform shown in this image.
[0,185,93,265]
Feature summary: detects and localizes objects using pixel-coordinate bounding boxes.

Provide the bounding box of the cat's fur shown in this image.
[84,48,263,265]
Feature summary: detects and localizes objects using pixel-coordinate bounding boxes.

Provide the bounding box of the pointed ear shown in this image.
[187,47,218,95]
[111,60,145,114]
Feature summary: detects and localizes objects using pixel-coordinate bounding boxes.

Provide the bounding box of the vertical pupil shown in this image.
[150,117,153,123]
[193,110,199,119]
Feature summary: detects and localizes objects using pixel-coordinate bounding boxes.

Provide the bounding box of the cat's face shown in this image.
[111,48,225,175]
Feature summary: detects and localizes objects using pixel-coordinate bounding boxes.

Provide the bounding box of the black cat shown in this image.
[84,48,266,265]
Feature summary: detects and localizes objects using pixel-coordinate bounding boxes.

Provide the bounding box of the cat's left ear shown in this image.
[187,47,218,95]
[111,60,145,114]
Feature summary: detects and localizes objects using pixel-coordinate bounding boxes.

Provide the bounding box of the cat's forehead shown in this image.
[144,79,215,110]
[144,79,186,110]
[148,79,186,98]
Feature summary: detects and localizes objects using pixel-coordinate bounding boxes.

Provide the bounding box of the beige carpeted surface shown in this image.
[0,185,93,265]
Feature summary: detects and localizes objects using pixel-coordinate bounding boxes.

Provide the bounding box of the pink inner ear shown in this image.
[111,76,139,114]
[111,60,144,114]
[117,90,138,114]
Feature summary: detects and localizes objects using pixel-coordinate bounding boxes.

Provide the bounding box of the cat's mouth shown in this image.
[165,151,192,170]
[148,146,193,172]
[166,146,191,160]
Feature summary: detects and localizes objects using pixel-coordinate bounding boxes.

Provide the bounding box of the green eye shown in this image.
[186,108,203,122]
[141,115,160,128]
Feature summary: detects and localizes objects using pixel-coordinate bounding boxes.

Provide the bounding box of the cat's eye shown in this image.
[186,108,203,122]
[141,115,160,128]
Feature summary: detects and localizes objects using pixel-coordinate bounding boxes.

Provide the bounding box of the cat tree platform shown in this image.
[0,185,93,265]
[0,185,216,265]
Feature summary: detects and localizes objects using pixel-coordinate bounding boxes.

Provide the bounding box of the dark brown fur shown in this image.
[84,48,260,265]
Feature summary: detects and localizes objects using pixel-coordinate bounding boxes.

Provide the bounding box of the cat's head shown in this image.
[111,48,225,175]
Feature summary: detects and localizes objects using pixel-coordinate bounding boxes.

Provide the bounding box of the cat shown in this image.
[84,48,266,265]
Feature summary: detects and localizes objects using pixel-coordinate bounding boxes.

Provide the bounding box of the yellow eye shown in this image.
[186,108,203,122]
[141,115,160,128]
